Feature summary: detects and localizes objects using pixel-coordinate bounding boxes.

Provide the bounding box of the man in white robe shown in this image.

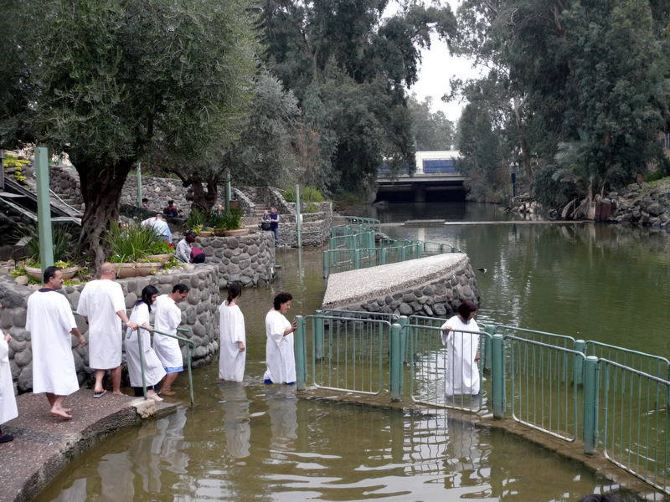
[154,284,189,395]
[0,330,18,442]
[77,262,136,397]
[27,266,87,419]
[264,292,297,384]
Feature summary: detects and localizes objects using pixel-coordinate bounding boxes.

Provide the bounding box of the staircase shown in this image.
[0,178,81,225]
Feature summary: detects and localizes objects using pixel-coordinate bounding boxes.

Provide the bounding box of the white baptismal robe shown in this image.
[153,295,184,372]
[264,310,295,384]
[0,336,18,425]
[440,315,480,396]
[218,301,246,382]
[77,279,125,369]
[125,303,166,387]
[27,290,79,395]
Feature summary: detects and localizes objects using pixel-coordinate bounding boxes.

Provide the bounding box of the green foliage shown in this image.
[283,185,325,203]
[21,225,73,264]
[217,209,243,231]
[186,209,205,230]
[105,222,164,263]
[408,95,455,150]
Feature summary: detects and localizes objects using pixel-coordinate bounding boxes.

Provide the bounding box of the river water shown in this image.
[38,203,670,501]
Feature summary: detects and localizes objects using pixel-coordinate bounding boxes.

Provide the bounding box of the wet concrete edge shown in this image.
[298,388,666,500]
[7,400,178,502]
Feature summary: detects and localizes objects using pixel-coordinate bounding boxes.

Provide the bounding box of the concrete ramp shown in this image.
[322,253,478,316]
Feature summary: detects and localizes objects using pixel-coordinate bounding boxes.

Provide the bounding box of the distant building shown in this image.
[378,150,461,176]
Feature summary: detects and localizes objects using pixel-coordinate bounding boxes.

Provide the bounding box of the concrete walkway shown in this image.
[0,389,178,502]
[322,253,468,309]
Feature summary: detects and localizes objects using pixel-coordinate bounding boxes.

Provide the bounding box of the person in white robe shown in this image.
[125,285,165,401]
[264,292,297,385]
[0,330,18,443]
[440,300,481,397]
[77,262,137,397]
[154,284,189,395]
[219,283,246,382]
[27,266,86,419]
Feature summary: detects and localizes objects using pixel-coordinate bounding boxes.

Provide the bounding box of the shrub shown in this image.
[20,225,73,264]
[283,185,324,203]
[213,208,243,230]
[186,208,205,229]
[105,222,164,262]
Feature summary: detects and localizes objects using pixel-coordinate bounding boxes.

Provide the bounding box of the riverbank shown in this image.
[1,390,178,502]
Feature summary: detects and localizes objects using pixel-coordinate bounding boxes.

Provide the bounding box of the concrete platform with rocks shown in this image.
[322,253,479,317]
[0,389,179,502]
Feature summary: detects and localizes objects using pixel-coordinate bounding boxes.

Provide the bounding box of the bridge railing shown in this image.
[294,312,670,495]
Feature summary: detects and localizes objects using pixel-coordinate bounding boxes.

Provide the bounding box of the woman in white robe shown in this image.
[153,285,189,396]
[440,300,481,396]
[264,292,297,385]
[219,283,246,382]
[125,286,166,401]
[0,331,18,443]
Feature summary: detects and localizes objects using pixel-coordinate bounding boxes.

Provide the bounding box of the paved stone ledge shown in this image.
[322,254,479,316]
[0,389,179,502]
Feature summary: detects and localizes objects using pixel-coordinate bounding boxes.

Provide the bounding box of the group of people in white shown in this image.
[0,258,479,445]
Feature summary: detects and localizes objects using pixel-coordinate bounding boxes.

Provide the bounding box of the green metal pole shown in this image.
[137,328,147,399]
[322,251,329,278]
[353,248,361,269]
[398,316,409,365]
[583,355,599,454]
[574,339,586,385]
[225,170,232,212]
[483,325,495,372]
[136,162,143,207]
[295,315,306,390]
[187,346,194,406]
[390,323,403,401]
[315,310,324,360]
[35,147,54,272]
[295,184,302,249]
[491,334,505,418]
[380,247,387,265]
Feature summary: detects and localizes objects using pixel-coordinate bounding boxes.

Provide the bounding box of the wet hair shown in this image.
[139,285,159,313]
[168,200,174,205]
[457,300,478,321]
[173,284,190,294]
[273,292,293,310]
[227,282,242,304]
[43,266,60,284]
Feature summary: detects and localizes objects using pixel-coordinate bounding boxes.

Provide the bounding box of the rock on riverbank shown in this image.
[609,178,670,229]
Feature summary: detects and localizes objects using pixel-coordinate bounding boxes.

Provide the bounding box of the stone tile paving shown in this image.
[0,390,178,502]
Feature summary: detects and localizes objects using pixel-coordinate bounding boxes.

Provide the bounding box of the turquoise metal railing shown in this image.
[294,310,670,495]
[126,326,196,405]
[585,340,670,380]
[600,359,670,494]
[323,244,425,277]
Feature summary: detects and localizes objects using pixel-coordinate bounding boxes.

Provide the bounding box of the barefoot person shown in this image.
[0,330,18,442]
[263,292,297,385]
[218,283,246,382]
[125,285,165,401]
[77,262,137,397]
[154,284,189,395]
[26,266,87,419]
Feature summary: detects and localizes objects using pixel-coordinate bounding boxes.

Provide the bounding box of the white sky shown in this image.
[402,0,485,123]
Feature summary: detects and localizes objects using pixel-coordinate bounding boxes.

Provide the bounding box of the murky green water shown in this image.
[38,203,670,501]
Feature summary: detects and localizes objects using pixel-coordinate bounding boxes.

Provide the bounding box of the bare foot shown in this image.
[112,391,125,396]
[148,392,163,402]
[160,389,176,396]
[50,408,72,420]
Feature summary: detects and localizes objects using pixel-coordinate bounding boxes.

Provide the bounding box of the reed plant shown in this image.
[105,222,164,263]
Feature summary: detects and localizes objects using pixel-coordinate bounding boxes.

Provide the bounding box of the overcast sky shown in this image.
[401,0,485,123]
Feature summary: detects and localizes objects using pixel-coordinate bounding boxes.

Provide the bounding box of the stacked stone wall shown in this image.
[198,232,275,287]
[0,264,220,394]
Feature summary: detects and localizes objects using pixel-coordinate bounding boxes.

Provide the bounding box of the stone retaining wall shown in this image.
[198,232,275,288]
[278,202,333,247]
[0,264,220,394]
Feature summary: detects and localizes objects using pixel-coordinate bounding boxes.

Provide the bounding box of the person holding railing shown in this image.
[125,285,165,401]
[263,292,297,385]
[218,283,246,382]
[154,284,190,396]
[440,300,481,396]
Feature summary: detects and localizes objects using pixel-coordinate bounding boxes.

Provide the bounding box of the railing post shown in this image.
[380,247,387,265]
[322,251,329,278]
[574,339,586,385]
[353,248,361,269]
[390,323,403,401]
[491,334,505,418]
[314,310,324,360]
[398,316,409,365]
[137,328,147,400]
[400,245,406,261]
[136,161,143,207]
[483,325,495,372]
[295,316,307,390]
[583,356,599,454]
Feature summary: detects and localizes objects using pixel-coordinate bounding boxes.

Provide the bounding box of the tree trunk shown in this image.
[190,176,219,215]
[76,159,133,269]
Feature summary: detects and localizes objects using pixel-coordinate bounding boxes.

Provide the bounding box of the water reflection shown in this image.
[220,382,251,459]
